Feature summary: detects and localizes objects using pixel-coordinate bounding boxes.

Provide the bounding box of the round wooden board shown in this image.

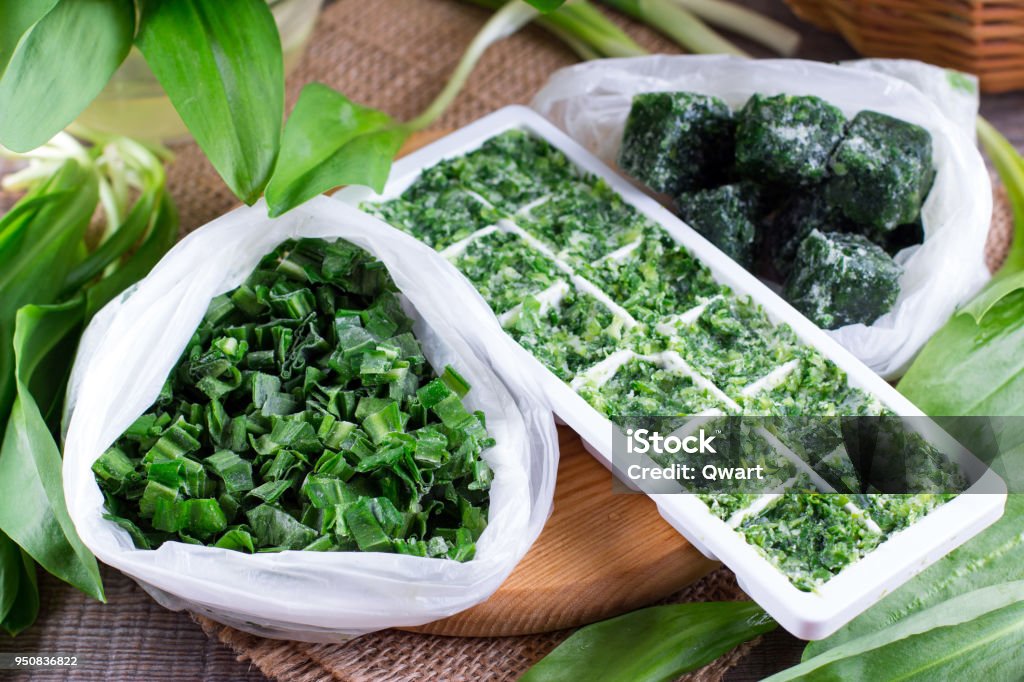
[390,131,717,637]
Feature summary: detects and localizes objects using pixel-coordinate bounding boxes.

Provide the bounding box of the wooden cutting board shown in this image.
[405,426,716,637]
[391,132,717,637]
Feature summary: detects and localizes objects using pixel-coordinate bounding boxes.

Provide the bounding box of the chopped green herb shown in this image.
[452,231,562,314]
[518,179,649,265]
[578,358,726,416]
[94,238,494,559]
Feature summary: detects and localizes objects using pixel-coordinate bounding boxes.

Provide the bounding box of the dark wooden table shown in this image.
[1,1,1020,681]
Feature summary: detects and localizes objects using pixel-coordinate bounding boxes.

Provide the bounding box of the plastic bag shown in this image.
[531,55,993,378]
[62,196,558,642]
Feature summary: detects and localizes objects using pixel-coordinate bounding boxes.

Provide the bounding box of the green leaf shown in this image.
[768,581,1024,681]
[265,84,407,217]
[899,289,1024,416]
[960,118,1024,322]
[805,494,1024,660]
[1,549,39,637]
[0,0,134,152]
[84,190,179,320]
[523,0,566,9]
[0,160,97,424]
[520,602,776,682]
[0,0,60,75]
[136,0,284,204]
[0,531,21,625]
[0,299,105,603]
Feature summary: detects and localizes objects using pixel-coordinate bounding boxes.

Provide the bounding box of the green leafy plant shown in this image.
[0,133,178,634]
[520,601,776,681]
[899,120,1024,416]
[0,0,567,216]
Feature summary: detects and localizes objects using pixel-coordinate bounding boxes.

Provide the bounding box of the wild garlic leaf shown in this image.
[960,118,1024,323]
[0,0,134,152]
[0,532,21,626]
[265,83,408,217]
[522,0,567,10]
[899,289,1024,417]
[520,602,776,682]
[136,0,284,204]
[0,547,39,637]
[0,299,105,603]
[0,0,60,75]
[0,160,98,424]
[770,581,1024,681]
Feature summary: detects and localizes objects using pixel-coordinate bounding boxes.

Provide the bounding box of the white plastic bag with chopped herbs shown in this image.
[531,55,992,378]
[61,197,558,642]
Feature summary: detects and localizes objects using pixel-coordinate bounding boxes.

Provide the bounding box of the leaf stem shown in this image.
[599,0,748,57]
[406,1,540,131]
[670,0,800,56]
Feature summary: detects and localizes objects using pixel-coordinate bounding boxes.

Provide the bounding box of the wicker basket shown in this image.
[786,0,1024,93]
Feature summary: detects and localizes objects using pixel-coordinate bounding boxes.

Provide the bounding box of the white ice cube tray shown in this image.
[337,105,1006,640]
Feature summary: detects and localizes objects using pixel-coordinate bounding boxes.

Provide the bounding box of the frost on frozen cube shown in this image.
[618,91,734,195]
[827,110,935,230]
[675,183,760,268]
[735,94,846,186]
[784,230,901,329]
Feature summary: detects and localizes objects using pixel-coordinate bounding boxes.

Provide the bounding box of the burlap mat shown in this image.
[126,0,1020,679]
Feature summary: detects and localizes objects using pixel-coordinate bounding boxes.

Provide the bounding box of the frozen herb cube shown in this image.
[741,494,882,591]
[827,110,935,230]
[784,230,901,329]
[743,349,882,416]
[676,184,760,268]
[686,419,797,492]
[507,289,624,382]
[471,130,576,202]
[769,417,845,467]
[578,358,727,416]
[519,180,649,264]
[618,91,734,195]
[433,130,576,212]
[698,493,758,521]
[452,231,562,314]
[579,234,721,324]
[855,493,953,535]
[762,187,851,276]
[368,186,500,250]
[735,94,846,186]
[668,296,801,399]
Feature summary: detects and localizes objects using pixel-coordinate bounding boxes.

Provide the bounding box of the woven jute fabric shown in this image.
[194,567,753,682]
